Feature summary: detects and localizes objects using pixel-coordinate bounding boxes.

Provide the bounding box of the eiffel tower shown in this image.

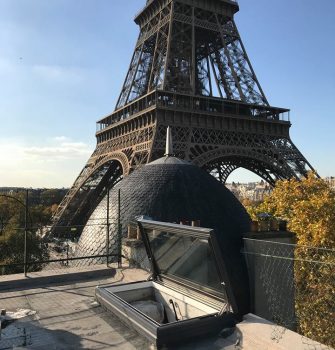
[53,0,315,229]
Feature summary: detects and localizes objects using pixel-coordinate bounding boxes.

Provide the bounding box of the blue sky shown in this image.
[0,0,334,187]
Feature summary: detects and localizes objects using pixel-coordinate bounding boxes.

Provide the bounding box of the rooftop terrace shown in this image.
[0,264,332,350]
[0,266,151,350]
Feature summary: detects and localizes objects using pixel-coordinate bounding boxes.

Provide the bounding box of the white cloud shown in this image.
[24,141,91,161]
[0,137,93,187]
[52,136,71,142]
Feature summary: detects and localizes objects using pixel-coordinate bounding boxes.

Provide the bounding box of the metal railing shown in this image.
[243,238,335,349]
[0,222,123,278]
[96,90,290,135]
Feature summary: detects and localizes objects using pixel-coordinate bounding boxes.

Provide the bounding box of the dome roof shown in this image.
[118,158,250,235]
[77,156,251,315]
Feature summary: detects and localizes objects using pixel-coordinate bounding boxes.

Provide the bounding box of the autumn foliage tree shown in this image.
[245,173,335,347]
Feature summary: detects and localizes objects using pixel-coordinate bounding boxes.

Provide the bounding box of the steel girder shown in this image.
[53,115,314,228]
[52,117,156,229]
[116,3,172,108]
[51,0,316,229]
[116,0,268,109]
[152,123,315,185]
[52,156,124,232]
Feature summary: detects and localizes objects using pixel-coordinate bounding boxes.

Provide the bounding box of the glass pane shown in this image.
[146,229,223,293]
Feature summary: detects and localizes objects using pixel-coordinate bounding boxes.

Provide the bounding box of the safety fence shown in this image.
[1,219,334,349]
[0,222,123,278]
[243,238,335,349]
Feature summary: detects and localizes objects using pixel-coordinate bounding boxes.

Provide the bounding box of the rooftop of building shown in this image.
[0,264,330,350]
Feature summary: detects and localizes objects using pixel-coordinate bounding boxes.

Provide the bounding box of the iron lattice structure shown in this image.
[52,0,315,229]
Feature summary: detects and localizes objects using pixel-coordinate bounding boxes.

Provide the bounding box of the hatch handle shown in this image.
[169,299,179,321]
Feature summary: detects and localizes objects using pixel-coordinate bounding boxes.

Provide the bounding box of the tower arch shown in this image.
[52,153,127,231]
[194,147,295,186]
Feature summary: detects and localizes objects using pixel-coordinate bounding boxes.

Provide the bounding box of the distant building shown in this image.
[226,181,272,202]
[324,177,335,190]
[0,187,23,195]
[227,177,335,202]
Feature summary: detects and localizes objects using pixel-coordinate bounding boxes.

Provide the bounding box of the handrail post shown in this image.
[117,189,122,268]
[106,187,110,267]
[24,189,28,277]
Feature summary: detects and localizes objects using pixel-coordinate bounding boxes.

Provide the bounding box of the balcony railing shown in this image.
[96,91,290,133]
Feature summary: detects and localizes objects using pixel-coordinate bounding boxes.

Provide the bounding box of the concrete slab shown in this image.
[0,268,150,350]
[0,268,331,350]
[0,264,118,292]
[236,314,332,350]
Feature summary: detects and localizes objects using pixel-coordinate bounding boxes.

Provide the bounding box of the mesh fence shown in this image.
[243,238,335,349]
[2,219,334,348]
[0,221,123,277]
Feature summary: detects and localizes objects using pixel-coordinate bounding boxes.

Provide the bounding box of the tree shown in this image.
[0,229,49,274]
[246,173,335,247]
[0,189,69,275]
[0,192,50,274]
[245,173,335,347]
[0,193,25,241]
[40,189,67,206]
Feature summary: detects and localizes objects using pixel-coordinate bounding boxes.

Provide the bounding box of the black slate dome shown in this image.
[118,157,250,238]
[77,155,252,316]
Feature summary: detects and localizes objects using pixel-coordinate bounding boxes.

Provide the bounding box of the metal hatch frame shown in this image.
[137,219,239,315]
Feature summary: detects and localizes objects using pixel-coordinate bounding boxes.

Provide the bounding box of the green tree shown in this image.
[0,192,50,274]
[0,229,49,274]
[0,193,25,241]
[40,189,67,206]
